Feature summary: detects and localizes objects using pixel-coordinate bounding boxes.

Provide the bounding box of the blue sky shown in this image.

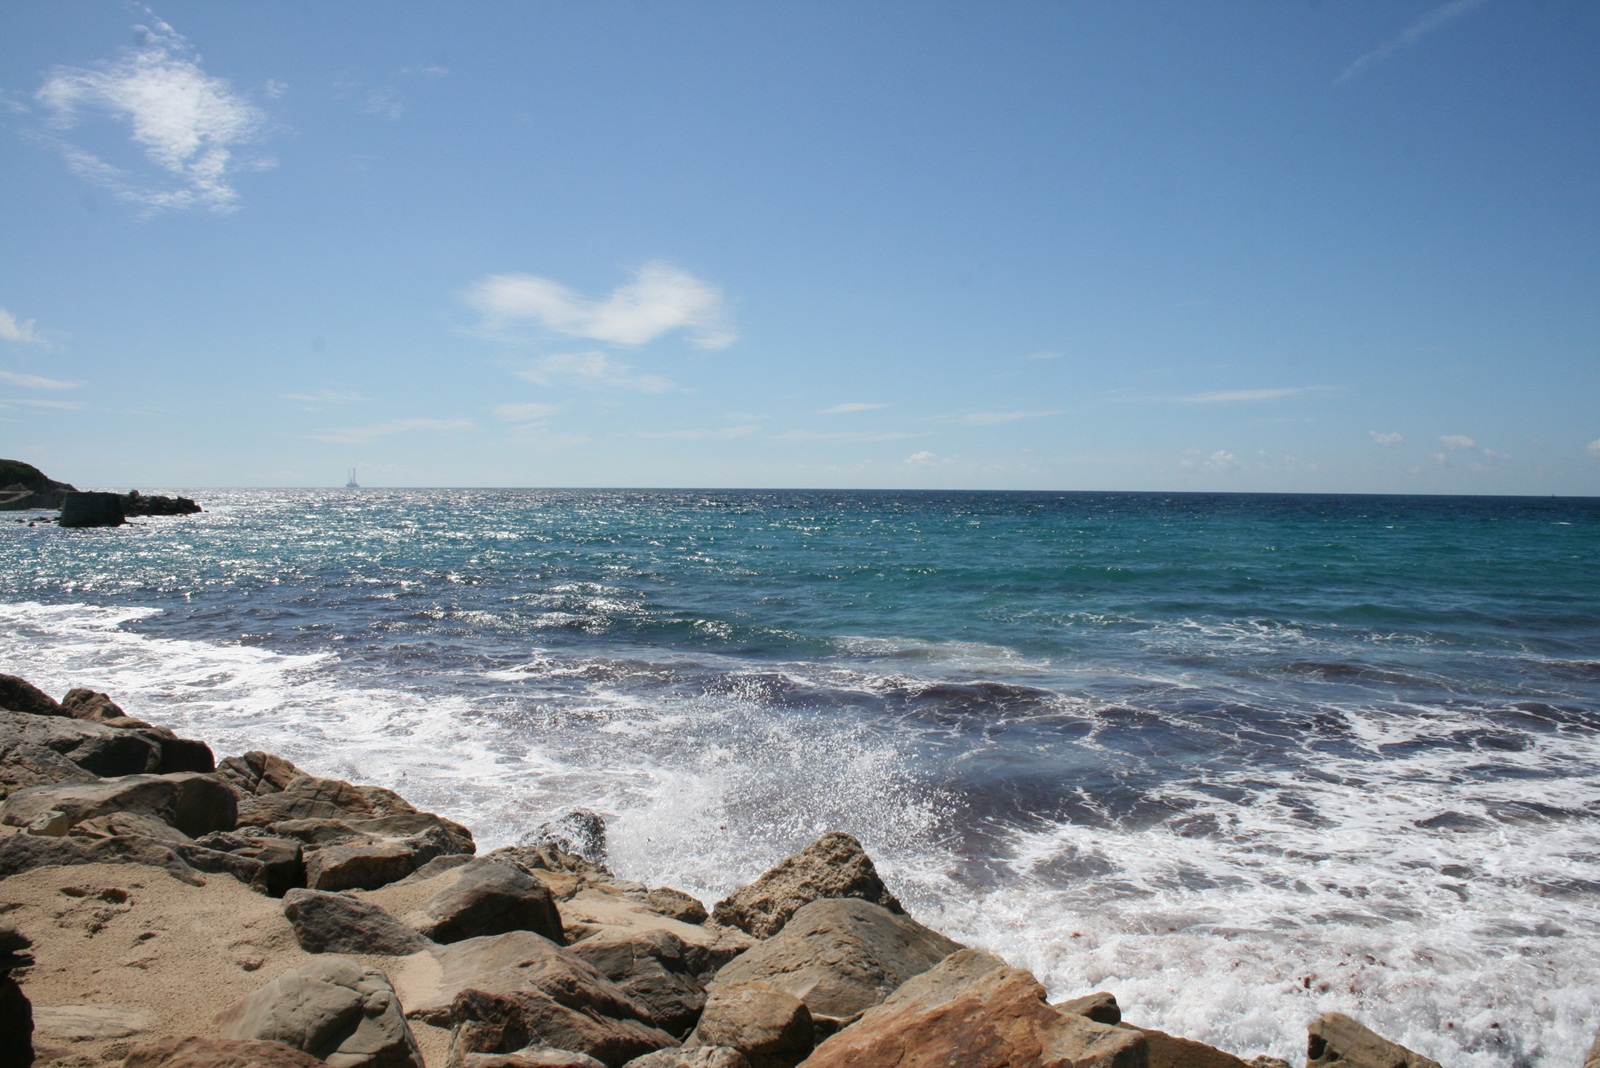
[2,1,1597,492]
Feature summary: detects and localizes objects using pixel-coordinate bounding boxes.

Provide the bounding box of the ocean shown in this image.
[3,489,1597,1066]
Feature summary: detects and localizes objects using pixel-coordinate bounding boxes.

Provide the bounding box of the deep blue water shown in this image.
[3,489,1598,1066]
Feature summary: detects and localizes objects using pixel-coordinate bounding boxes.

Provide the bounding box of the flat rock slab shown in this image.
[122,1035,328,1067]
[709,897,962,1024]
[799,949,1146,1068]
[626,1048,751,1067]
[711,832,901,940]
[2,772,236,839]
[33,1002,155,1040]
[561,889,754,972]
[463,1049,607,1068]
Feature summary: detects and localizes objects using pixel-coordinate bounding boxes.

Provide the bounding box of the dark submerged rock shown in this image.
[58,490,126,528]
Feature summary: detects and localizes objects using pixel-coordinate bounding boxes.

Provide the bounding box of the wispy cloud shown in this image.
[1180,448,1240,473]
[1022,350,1063,361]
[516,351,679,393]
[1154,387,1332,404]
[34,13,271,213]
[945,409,1062,426]
[1335,0,1492,85]
[282,389,369,410]
[637,424,760,440]
[0,397,84,411]
[309,417,472,445]
[772,429,927,443]
[1438,434,1476,451]
[904,450,943,467]
[494,402,560,423]
[1588,439,1600,458]
[819,402,884,415]
[468,263,736,349]
[0,370,79,390]
[0,309,45,346]
[1370,430,1405,448]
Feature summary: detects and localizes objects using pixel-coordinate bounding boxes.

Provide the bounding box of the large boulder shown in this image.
[59,490,126,528]
[524,809,610,867]
[195,830,305,897]
[1130,1026,1253,1068]
[711,833,901,939]
[1306,1013,1441,1068]
[0,772,236,838]
[0,708,162,779]
[387,930,661,1030]
[217,956,423,1068]
[463,1050,607,1068]
[568,927,709,1038]
[707,898,962,1027]
[398,858,564,945]
[283,889,432,955]
[306,831,460,892]
[552,888,754,974]
[799,949,1147,1068]
[121,1035,328,1067]
[0,830,206,885]
[447,986,678,1068]
[1057,991,1122,1025]
[0,674,63,716]
[0,737,97,800]
[624,1051,750,1068]
[683,983,813,1068]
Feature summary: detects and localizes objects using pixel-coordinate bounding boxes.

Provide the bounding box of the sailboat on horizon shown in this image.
[345,467,360,489]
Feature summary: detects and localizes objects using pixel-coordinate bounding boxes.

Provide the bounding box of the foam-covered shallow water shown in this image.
[3,489,1597,1066]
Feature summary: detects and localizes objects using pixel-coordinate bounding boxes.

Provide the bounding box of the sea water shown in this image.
[2,489,1597,1066]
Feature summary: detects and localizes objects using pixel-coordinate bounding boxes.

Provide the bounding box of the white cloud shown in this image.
[1336,0,1492,84]
[1370,431,1404,448]
[0,370,78,390]
[819,402,884,415]
[773,429,926,443]
[282,389,368,409]
[1438,434,1476,451]
[495,402,559,423]
[516,351,679,393]
[1023,350,1063,361]
[949,410,1061,426]
[904,450,940,466]
[1588,439,1600,458]
[0,309,44,345]
[1432,452,1451,466]
[468,263,736,349]
[35,15,270,213]
[637,425,760,440]
[310,417,472,445]
[1181,449,1240,473]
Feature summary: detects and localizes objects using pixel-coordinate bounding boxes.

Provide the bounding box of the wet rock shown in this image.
[710,832,901,940]
[683,983,812,1068]
[120,490,201,517]
[524,809,609,866]
[1586,1031,1600,1068]
[1,772,236,838]
[402,858,565,945]
[217,955,423,1068]
[708,898,962,1028]
[121,1035,328,1067]
[446,986,677,1068]
[283,889,432,955]
[59,490,126,528]
[799,949,1146,1068]
[1128,1025,1252,1068]
[1306,1013,1441,1068]
[1057,991,1121,1025]
[0,675,63,716]
[568,928,708,1037]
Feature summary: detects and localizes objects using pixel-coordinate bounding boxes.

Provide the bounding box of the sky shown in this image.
[1,1,1597,493]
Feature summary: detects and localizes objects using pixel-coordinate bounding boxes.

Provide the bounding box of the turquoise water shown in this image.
[3,489,1598,1066]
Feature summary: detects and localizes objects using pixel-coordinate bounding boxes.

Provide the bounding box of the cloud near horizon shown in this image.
[1370,431,1404,448]
[34,14,271,213]
[819,402,884,415]
[468,263,736,349]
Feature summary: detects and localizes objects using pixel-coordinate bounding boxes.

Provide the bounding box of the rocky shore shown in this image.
[0,459,200,527]
[0,673,1583,1068]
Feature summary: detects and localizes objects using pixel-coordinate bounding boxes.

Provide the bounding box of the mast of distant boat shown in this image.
[345,467,360,489]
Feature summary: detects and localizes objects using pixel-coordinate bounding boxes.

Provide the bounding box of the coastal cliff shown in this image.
[0,673,1517,1068]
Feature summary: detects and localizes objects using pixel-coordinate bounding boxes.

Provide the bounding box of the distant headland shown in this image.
[0,458,201,528]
